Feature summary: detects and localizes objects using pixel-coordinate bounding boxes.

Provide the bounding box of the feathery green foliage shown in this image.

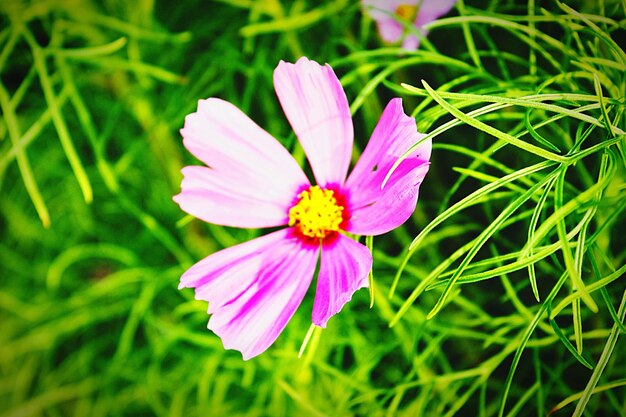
[1,0,624,416]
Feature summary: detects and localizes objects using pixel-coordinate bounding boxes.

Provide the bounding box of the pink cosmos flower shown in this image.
[174,57,431,360]
[363,0,457,50]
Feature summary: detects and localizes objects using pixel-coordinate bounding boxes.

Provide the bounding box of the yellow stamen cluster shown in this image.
[288,186,344,239]
[395,4,418,21]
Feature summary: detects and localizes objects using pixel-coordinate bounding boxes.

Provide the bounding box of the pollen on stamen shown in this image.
[288,186,345,240]
[395,4,418,21]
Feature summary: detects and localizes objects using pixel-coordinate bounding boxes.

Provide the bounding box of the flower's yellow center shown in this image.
[395,4,418,21]
[288,186,344,239]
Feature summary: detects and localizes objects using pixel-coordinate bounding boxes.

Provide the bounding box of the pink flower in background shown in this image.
[363,0,457,50]
[174,57,431,360]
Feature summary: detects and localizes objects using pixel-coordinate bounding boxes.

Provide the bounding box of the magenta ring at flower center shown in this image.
[288,184,351,245]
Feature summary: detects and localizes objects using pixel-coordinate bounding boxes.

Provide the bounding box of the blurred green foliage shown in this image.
[1,0,625,416]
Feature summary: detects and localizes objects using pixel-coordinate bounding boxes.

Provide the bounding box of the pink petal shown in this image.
[401,33,421,51]
[174,98,309,228]
[362,0,456,50]
[181,229,319,360]
[312,234,372,328]
[415,0,457,27]
[362,0,411,43]
[406,0,457,50]
[174,166,301,228]
[274,57,353,187]
[344,98,431,236]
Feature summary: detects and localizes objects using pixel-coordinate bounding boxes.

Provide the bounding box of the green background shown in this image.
[1,0,625,416]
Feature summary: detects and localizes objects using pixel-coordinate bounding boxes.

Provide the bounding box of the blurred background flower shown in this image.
[362,0,457,50]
